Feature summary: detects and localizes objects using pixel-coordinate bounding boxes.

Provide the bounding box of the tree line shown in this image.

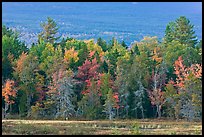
[2,16,202,121]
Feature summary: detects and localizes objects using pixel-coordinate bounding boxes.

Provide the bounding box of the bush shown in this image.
[131,122,141,135]
[111,127,122,135]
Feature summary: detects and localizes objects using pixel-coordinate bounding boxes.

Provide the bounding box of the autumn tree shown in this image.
[47,69,76,119]
[1,16,202,121]
[84,39,104,64]
[77,54,102,119]
[162,39,201,83]
[64,47,79,70]
[77,78,102,119]
[39,43,64,79]
[135,36,159,58]
[173,56,202,121]
[2,25,28,81]
[163,56,202,121]
[76,55,98,102]
[77,55,100,83]
[148,88,165,118]
[13,52,39,117]
[148,61,167,118]
[2,79,17,118]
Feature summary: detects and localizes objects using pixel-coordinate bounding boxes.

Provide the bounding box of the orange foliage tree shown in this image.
[2,79,17,104]
[165,56,202,120]
[2,79,17,115]
[174,56,202,92]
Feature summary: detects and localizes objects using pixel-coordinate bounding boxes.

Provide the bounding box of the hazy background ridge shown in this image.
[2,2,202,47]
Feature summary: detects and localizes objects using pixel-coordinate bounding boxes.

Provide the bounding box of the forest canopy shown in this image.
[2,16,202,121]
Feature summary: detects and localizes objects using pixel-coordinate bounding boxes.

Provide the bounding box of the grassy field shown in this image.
[2,119,202,135]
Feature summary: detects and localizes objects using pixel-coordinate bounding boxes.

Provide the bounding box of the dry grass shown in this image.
[2,119,202,135]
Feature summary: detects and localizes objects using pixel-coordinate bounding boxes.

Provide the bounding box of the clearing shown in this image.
[2,119,202,135]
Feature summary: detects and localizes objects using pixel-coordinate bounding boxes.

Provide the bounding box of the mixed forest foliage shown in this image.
[2,16,202,121]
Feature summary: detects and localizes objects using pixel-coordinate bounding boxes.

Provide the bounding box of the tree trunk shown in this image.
[108,106,112,120]
[141,106,144,119]
[157,105,161,118]
[10,103,12,114]
[175,100,181,121]
[109,113,112,120]
[4,103,9,119]
[27,94,32,117]
[116,108,119,118]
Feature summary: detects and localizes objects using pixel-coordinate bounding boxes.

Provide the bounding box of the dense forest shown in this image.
[2,16,202,121]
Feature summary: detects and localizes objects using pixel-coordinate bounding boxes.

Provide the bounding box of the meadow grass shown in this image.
[2,119,202,135]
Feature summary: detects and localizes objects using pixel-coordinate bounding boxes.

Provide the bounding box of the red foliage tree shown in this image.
[173,56,202,92]
[148,67,166,118]
[113,92,120,109]
[78,59,101,107]
[77,57,100,82]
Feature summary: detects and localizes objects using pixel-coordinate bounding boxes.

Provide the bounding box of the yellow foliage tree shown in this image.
[64,47,79,64]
